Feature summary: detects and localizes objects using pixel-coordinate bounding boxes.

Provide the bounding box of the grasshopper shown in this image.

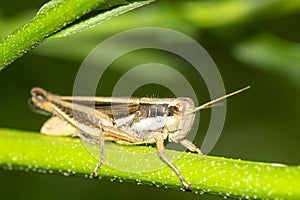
[30,86,249,190]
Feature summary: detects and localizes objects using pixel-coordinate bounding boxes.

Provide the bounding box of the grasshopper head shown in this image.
[166,97,196,142]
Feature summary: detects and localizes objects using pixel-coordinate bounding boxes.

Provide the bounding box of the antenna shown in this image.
[189,86,250,114]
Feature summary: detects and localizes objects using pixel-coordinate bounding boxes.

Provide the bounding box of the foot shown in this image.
[92,171,99,178]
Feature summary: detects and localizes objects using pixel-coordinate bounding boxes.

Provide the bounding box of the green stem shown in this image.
[0,0,119,69]
[0,128,299,199]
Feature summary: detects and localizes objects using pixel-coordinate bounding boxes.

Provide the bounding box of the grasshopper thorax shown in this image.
[166,97,196,142]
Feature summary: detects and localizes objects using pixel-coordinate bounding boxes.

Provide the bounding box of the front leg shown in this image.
[179,138,203,155]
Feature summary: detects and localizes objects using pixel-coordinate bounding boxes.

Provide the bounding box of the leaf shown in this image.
[36,0,67,15]
[181,0,300,27]
[0,0,155,69]
[233,33,300,88]
[49,0,155,39]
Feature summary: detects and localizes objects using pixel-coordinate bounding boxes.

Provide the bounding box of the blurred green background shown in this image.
[0,0,299,199]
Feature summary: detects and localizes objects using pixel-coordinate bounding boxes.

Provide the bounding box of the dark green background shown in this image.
[0,1,299,199]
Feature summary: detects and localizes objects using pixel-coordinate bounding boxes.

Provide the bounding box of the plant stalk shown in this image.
[0,128,299,199]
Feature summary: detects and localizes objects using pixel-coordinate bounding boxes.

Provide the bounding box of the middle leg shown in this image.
[155,134,191,190]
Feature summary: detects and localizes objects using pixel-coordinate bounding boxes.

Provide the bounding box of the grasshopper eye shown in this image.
[167,106,174,116]
[167,105,180,116]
